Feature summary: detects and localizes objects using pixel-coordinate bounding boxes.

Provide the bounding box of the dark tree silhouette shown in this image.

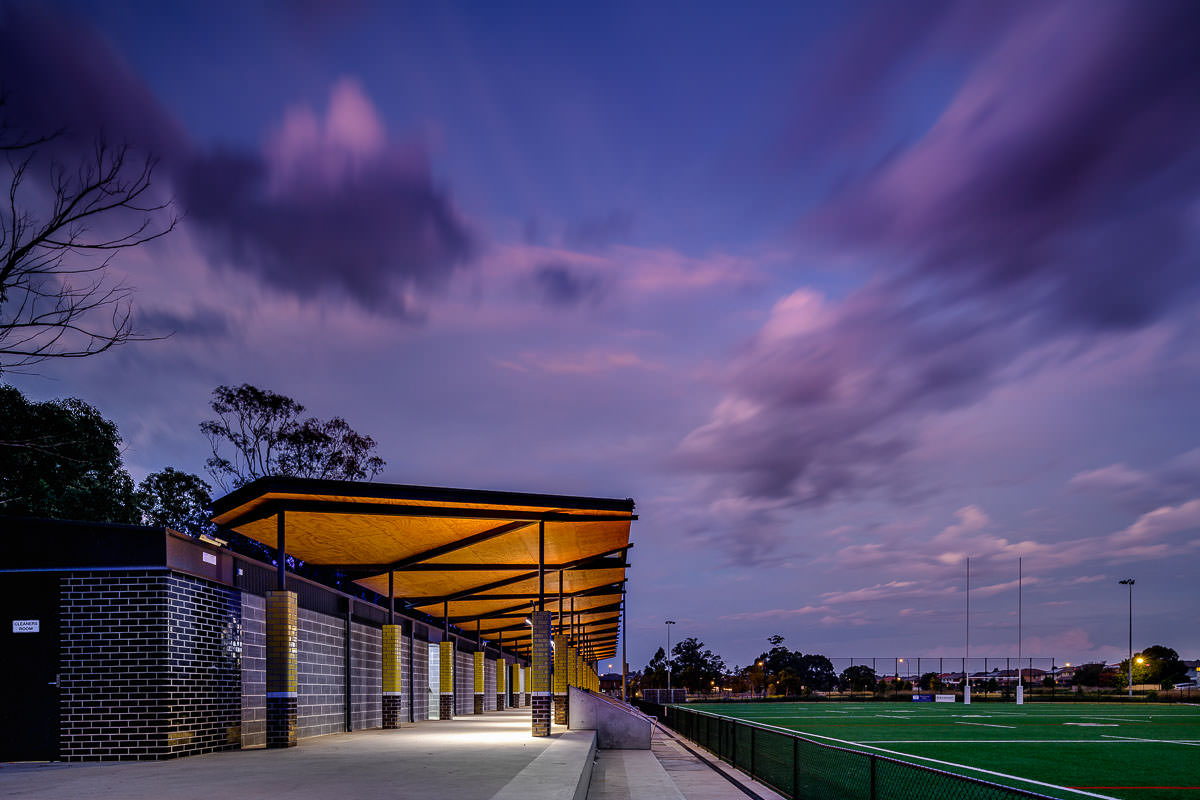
[0,384,136,521]
[201,384,386,491]
[0,93,176,374]
[136,467,215,537]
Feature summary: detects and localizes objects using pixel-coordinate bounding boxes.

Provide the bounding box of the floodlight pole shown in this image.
[1017,557,1023,705]
[665,620,676,693]
[1120,578,1135,697]
[964,557,971,704]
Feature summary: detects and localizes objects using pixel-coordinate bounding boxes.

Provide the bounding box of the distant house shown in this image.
[599,672,626,697]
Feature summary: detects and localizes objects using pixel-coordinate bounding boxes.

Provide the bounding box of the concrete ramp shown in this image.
[491,729,596,800]
[568,687,654,749]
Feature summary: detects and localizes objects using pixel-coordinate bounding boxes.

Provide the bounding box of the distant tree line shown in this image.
[634,634,1193,699]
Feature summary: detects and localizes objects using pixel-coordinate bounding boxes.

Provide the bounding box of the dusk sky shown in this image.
[4,0,1199,672]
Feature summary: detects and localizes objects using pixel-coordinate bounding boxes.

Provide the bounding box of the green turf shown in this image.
[677,702,1200,800]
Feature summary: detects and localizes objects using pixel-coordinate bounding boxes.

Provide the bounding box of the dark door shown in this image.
[0,572,60,760]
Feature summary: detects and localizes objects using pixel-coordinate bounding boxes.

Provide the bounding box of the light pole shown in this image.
[665,620,676,694]
[1119,578,1134,697]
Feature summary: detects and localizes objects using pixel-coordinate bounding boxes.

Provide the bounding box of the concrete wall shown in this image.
[568,687,651,749]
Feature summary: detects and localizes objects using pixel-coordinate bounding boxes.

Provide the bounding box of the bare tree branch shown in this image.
[0,94,176,373]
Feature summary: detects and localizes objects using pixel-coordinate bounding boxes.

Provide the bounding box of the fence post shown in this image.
[869,753,877,800]
[731,719,736,769]
[792,736,800,800]
[750,725,756,779]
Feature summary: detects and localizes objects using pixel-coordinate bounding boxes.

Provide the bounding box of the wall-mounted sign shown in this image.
[202,552,217,565]
[12,619,40,633]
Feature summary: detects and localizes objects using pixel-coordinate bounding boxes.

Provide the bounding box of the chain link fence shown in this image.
[659,703,1058,800]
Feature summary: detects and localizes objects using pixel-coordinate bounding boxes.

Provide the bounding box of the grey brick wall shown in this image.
[350,622,381,731]
[411,637,428,720]
[399,630,413,722]
[455,649,473,715]
[240,593,265,747]
[484,657,497,711]
[297,608,345,739]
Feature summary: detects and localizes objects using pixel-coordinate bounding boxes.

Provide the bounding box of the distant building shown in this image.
[599,672,626,697]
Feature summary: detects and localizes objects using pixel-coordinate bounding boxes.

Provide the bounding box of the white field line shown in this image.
[741,718,1121,800]
[864,743,1161,748]
[955,721,1016,729]
[1081,715,1147,722]
[1101,734,1200,746]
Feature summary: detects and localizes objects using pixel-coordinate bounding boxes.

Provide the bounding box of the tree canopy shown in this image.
[750,635,838,694]
[670,637,726,693]
[642,646,669,689]
[1118,645,1190,689]
[200,384,386,491]
[0,384,136,522]
[135,467,215,537]
[840,665,877,692]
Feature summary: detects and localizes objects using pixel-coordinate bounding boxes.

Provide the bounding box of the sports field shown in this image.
[690,702,1200,800]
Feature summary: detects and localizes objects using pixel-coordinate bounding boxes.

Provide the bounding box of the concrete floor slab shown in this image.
[0,710,588,800]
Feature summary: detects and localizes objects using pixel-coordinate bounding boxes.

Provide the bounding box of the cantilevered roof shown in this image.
[211,477,634,660]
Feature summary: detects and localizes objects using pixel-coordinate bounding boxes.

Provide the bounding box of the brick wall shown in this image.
[484,657,497,710]
[411,635,428,720]
[350,622,381,731]
[240,593,266,747]
[60,572,168,760]
[455,648,473,716]
[163,574,242,757]
[297,608,345,739]
[59,571,242,761]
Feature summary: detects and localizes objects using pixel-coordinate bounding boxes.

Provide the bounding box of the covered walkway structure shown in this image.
[211,477,636,743]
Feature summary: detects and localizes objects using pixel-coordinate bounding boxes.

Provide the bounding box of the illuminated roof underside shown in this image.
[211,477,634,660]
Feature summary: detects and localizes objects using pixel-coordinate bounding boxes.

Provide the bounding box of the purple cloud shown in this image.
[0,11,473,318]
[530,261,606,308]
[807,0,1200,331]
[679,0,1200,561]
[0,6,186,159]
[180,80,473,316]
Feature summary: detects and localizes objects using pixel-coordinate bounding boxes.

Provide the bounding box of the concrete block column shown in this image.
[266,590,298,748]
[567,645,578,690]
[439,640,454,720]
[511,663,521,707]
[496,655,507,710]
[382,624,403,728]
[531,611,551,736]
[552,633,569,725]
[473,651,485,714]
[523,665,531,707]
